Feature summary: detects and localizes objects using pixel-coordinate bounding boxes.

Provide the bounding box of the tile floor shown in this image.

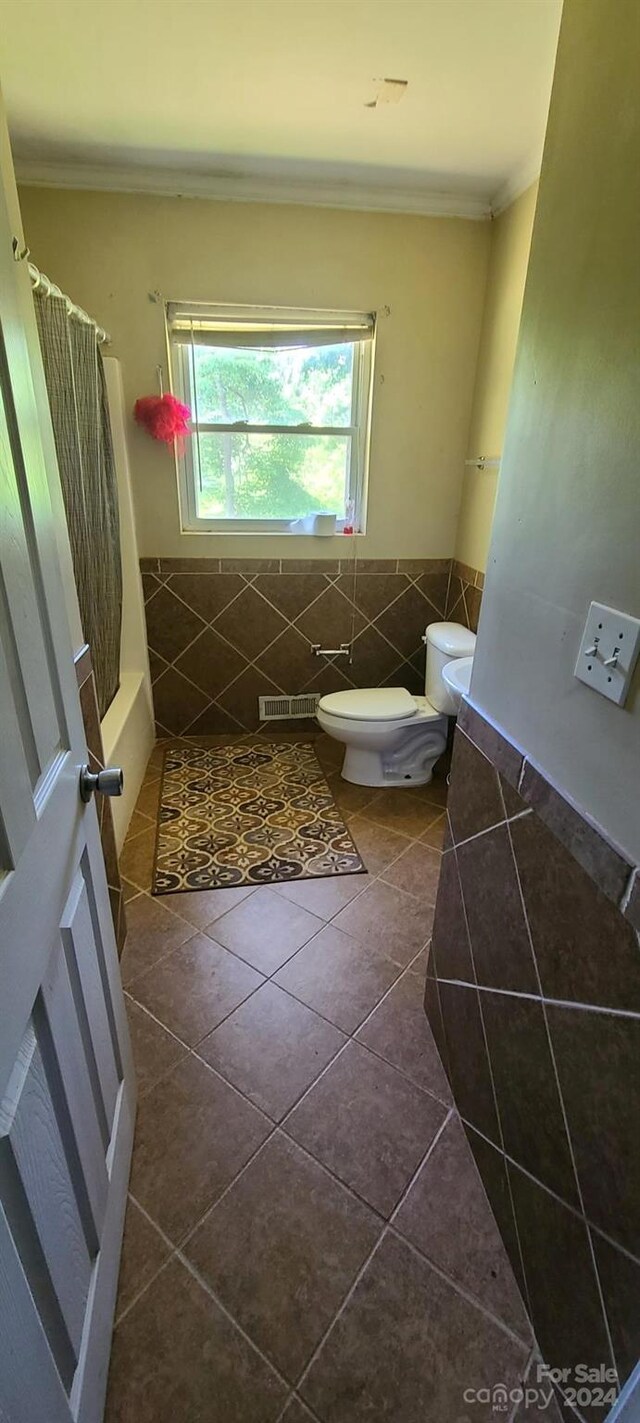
[107,733,542,1423]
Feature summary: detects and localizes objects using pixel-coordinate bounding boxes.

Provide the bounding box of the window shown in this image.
[166,303,375,533]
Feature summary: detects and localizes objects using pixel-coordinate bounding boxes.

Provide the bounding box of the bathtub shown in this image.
[101,357,155,852]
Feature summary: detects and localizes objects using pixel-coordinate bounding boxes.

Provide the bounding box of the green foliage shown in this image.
[191,342,352,519]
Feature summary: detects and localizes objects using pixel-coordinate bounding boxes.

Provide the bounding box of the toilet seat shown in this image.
[319,687,418,722]
[319,687,442,724]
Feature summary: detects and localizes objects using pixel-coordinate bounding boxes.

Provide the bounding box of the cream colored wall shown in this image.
[455,182,537,572]
[471,0,640,862]
[17,186,490,561]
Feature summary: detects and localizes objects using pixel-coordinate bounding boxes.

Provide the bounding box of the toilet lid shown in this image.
[318,687,418,722]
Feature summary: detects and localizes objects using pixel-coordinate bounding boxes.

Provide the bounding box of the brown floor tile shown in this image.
[356,968,453,1102]
[275,923,404,1033]
[125,996,187,1096]
[301,1232,527,1423]
[380,841,442,903]
[119,826,157,892]
[132,932,264,1045]
[134,777,161,819]
[197,982,345,1121]
[106,1256,287,1422]
[126,808,154,840]
[361,789,444,839]
[347,816,412,875]
[332,880,432,966]
[130,1054,270,1241]
[186,1134,381,1379]
[394,1115,531,1339]
[286,1041,447,1216]
[418,776,449,809]
[420,812,447,850]
[120,894,194,987]
[114,1197,170,1320]
[281,1400,315,1423]
[272,873,368,920]
[166,884,256,930]
[211,887,325,974]
[326,774,379,819]
[144,744,165,771]
[121,878,142,904]
[315,732,344,768]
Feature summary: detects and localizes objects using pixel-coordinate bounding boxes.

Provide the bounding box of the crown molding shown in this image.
[14,158,492,220]
[491,154,541,217]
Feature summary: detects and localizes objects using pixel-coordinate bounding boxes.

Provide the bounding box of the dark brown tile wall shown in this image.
[75,644,127,955]
[425,705,640,1413]
[140,556,469,735]
[445,558,484,633]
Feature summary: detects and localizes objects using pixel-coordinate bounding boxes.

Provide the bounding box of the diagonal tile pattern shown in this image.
[428,709,640,1407]
[108,733,535,1422]
[141,556,481,734]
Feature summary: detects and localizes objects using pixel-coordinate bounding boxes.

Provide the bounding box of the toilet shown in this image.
[317,622,476,787]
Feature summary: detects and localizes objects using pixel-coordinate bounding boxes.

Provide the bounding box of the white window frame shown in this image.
[167,304,374,535]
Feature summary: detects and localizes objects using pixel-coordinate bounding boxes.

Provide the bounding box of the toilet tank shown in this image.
[425,622,477,714]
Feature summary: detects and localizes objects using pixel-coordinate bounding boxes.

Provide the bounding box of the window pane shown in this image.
[192,342,354,426]
[194,432,351,520]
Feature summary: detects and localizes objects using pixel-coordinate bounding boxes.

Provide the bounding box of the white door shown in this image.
[0,107,135,1422]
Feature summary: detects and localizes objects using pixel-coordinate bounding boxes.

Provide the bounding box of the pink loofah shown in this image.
[134,393,191,444]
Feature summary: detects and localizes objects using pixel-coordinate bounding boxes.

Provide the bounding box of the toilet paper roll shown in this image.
[313,512,337,537]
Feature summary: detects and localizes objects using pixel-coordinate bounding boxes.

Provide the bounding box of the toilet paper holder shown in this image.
[311,642,352,659]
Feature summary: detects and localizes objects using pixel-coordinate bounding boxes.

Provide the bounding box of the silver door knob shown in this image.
[80,765,124,802]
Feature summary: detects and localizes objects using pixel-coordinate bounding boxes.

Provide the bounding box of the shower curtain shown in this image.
[34,291,122,719]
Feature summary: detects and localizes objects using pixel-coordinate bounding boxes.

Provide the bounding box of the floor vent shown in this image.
[258,693,321,721]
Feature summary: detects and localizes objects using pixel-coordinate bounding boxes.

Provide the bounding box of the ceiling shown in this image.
[0,0,563,216]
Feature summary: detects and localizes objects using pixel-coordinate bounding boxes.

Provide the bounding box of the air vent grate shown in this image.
[258,693,321,721]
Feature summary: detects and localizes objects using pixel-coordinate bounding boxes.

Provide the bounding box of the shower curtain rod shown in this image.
[28,261,111,345]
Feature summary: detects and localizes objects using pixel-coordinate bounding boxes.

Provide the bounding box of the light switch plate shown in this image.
[574,601,640,706]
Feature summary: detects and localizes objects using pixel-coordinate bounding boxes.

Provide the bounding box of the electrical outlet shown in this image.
[574,601,640,706]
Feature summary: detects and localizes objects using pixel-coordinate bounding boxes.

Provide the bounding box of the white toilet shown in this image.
[317,622,476,787]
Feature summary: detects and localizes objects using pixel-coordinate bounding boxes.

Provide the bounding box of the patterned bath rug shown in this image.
[151,740,366,896]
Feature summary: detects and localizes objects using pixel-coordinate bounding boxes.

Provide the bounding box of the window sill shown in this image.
[180,523,364,538]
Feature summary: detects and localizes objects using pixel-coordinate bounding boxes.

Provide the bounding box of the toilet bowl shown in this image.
[317,622,476,788]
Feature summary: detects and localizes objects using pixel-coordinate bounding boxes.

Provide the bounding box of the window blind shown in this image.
[166,303,375,350]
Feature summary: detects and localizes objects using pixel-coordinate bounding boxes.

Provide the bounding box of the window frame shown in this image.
[167,305,374,535]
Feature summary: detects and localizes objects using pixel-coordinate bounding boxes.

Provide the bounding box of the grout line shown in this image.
[113,1239,178,1329]
[120,998,535,1389]
[152,570,449,736]
[504,819,620,1388]
[432,976,640,1023]
[172,1121,283,1254]
[274,1393,326,1423]
[445,838,533,1322]
[506,1346,539,1423]
[294,1232,388,1394]
[462,1118,640,1271]
[448,807,533,853]
[275,975,451,1112]
[387,1107,454,1225]
[178,1248,294,1392]
[386,1220,533,1353]
[121,924,201,994]
[173,576,345,729]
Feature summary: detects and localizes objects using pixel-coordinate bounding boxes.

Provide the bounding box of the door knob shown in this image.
[80,765,124,803]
